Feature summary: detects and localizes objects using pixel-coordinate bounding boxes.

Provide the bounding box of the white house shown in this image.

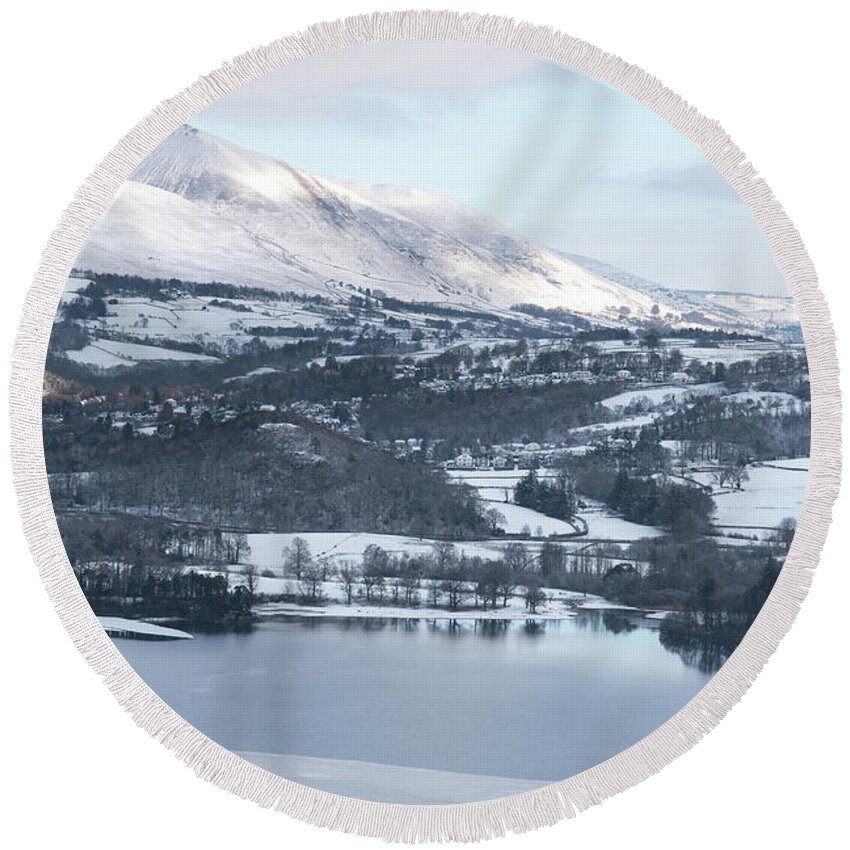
[454,452,475,470]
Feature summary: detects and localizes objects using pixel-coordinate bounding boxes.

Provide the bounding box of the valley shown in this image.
[30,43,821,807]
[44,123,809,674]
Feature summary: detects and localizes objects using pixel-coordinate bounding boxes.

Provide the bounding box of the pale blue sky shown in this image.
[193,42,785,296]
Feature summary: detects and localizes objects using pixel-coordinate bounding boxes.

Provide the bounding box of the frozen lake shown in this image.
[115,611,713,804]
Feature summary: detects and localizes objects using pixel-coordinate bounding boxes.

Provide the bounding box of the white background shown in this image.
[1,2,847,847]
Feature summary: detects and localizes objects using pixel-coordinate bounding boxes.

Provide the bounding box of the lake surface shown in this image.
[115,612,714,803]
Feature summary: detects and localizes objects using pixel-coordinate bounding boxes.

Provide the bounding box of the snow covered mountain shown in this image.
[563,254,798,333]
[74,125,782,330]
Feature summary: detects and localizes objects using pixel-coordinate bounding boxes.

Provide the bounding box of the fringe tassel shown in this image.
[8,10,841,843]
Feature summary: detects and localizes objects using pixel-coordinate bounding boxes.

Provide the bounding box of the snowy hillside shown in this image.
[564,253,797,334]
[74,125,778,331]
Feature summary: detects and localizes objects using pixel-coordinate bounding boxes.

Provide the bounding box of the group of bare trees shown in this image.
[277,536,525,610]
[273,536,604,613]
[710,461,750,490]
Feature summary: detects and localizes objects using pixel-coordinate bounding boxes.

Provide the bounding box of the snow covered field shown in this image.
[215,561,624,620]
[600,383,723,412]
[59,273,340,360]
[246,532,504,569]
[680,342,804,366]
[723,390,807,412]
[66,338,220,369]
[571,414,658,435]
[578,501,663,541]
[485,501,577,536]
[254,596,584,621]
[709,459,808,533]
[446,468,534,495]
[236,751,549,804]
[447,469,662,542]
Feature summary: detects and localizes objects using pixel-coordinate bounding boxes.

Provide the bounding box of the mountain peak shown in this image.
[78,127,776,331]
[130,124,319,207]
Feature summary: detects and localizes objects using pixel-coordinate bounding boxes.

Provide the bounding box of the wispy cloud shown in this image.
[635,161,740,201]
[191,43,786,297]
[198,43,542,128]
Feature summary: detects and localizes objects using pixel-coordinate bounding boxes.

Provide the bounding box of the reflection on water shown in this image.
[571,609,640,636]
[601,611,639,635]
[659,623,734,674]
[522,620,546,637]
[661,635,730,674]
[114,608,718,803]
[324,615,518,638]
[214,609,729,672]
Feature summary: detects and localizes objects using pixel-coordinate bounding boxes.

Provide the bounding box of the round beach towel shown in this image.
[10,11,839,842]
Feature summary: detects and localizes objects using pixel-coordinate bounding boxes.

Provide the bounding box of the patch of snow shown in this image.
[711,459,808,534]
[236,751,549,805]
[570,414,657,435]
[578,502,664,541]
[448,469,662,542]
[573,598,640,611]
[254,599,579,621]
[98,616,193,639]
[600,383,723,411]
[482,501,577,536]
[245,532,506,570]
[66,338,219,368]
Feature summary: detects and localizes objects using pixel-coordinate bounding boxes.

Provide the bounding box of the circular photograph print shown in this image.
[21,14,835,839]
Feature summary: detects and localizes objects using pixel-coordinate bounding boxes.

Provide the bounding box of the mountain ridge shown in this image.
[73,125,791,332]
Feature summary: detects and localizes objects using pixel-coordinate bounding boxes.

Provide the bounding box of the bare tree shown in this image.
[299,562,325,603]
[502,542,531,573]
[240,562,258,603]
[770,517,797,553]
[440,571,470,610]
[399,563,421,607]
[477,565,503,610]
[494,563,518,608]
[316,556,333,582]
[431,541,457,574]
[361,545,388,603]
[729,463,750,490]
[338,563,358,604]
[283,537,312,580]
[232,532,251,565]
[484,508,506,535]
[361,568,384,603]
[523,582,546,614]
[427,580,441,608]
[710,464,732,489]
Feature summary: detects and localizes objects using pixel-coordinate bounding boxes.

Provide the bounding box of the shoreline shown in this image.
[253,597,646,621]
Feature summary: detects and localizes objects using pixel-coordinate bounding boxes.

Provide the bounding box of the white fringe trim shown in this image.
[8,9,841,843]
